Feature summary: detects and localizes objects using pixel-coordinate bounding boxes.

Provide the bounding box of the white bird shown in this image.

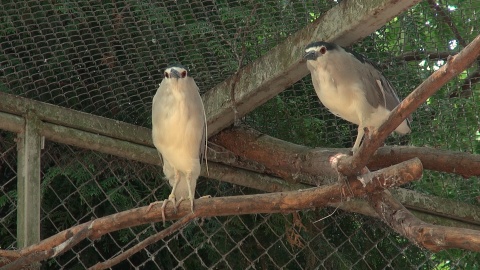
[304,41,411,153]
[151,64,206,221]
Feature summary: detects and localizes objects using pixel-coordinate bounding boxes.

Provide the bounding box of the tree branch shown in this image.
[337,33,480,176]
[426,0,467,47]
[1,159,422,268]
[391,188,480,228]
[2,222,93,270]
[370,146,480,178]
[394,51,455,62]
[88,213,197,270]
[212,125,480,183]
[207,142,270,175]
[449,68,480,98]
[368,191,480,252]
[207,161,480,229]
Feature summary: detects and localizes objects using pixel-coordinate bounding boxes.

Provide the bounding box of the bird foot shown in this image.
[145,194,179,227]
[146,200,163,213]
[187,195,210,214]
[175,197,185,209]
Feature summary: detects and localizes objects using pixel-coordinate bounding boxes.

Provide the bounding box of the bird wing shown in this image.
[151,80,174,152]
[186,79,207,164]
[368,64,412,122]
[357,58,410,121]
[200,121,206,165]
[347,49,399,110]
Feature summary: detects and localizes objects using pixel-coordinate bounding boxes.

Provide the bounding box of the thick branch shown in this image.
[212,125,480,182]
[370,146,480,178]
[212,125,344,184]
[2,223,92,270]
[391,188,480,227]
[368,191,480,252]
[203,0,421,136]
[207,143,269,175]
[208,161,480,229]
[1,159,421,267]
[337,33,480,176]
[206,162,306,193]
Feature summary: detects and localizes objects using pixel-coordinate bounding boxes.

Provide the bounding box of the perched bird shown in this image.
[303,41,411,153]
[151,64,206,221]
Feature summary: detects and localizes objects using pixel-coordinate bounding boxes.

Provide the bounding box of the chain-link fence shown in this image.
[1,0,480,269]
[4,137,475,269]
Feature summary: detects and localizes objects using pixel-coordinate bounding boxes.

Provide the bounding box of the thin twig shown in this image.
[449,68,480,98]
[394,51,455,62]
[88,213,197,270]
[426,0,467,47]
[426,0,480,98]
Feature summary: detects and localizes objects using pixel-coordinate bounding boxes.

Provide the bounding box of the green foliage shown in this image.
[0,0,479,269]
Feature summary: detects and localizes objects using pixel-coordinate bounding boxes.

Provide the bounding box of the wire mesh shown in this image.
[0,0,480,269]
[0,131,17,251]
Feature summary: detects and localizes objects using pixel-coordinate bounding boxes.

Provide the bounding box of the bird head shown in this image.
[303,41,339,61]
[164,64,189,80]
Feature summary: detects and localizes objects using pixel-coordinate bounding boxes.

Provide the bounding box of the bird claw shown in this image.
[146,200,163,213]
[159,197,176,227]
[147,195,177,227]
[175,197,185,210]
[167,194,178,213]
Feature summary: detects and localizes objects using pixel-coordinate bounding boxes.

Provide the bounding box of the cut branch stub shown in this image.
[330,155,423,195]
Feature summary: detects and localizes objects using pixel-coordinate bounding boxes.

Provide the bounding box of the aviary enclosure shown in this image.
[0,0,479,269]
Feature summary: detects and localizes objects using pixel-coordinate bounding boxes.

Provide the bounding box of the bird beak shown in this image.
[303,51,317,61]
[170,69,181,79]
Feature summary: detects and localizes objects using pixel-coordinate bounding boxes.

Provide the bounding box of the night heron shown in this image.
[304,41,411,153]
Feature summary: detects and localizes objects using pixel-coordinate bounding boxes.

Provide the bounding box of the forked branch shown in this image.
[337,33,480,176]
[1,158,422,269]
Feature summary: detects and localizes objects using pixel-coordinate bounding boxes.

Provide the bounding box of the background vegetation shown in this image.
[0,0,479,268]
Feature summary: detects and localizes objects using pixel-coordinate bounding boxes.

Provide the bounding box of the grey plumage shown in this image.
[151,64,206,217]
[304,41,411,152]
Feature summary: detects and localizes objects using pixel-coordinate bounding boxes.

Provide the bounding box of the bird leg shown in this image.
[164,169,181,213]
[146,170,181,226]
[186,171,195,213]
[175,197,185,209]
[352,126,364,154]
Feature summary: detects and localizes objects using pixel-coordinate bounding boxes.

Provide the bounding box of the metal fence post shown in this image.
[17,111,42,249]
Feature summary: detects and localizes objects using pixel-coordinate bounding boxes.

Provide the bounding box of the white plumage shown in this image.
[151,64,206,218]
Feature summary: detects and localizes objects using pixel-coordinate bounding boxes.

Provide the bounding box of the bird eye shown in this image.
[320,46,327,55]
[181,71,187,78]
[164,72,169,78]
